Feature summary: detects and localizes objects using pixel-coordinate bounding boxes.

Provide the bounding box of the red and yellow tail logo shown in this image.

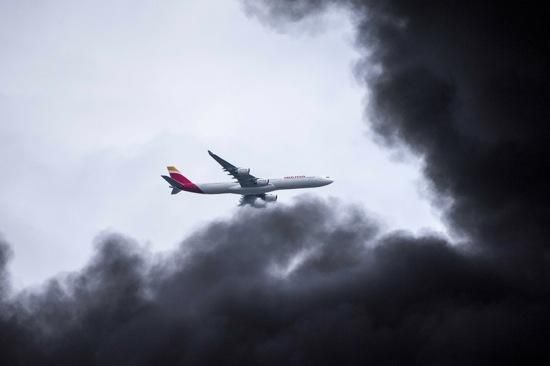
[162,166,203,193]
[167,166,193,185]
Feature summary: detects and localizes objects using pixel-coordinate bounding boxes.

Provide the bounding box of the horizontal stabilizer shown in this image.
[161,175,185,190]
[171,187,182,195]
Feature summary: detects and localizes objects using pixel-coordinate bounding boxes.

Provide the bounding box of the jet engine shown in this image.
[236,168,250,175]
[255,178,270,186]
[262,194,278,202]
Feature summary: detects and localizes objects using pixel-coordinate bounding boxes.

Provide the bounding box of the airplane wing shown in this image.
[208,150,258,187]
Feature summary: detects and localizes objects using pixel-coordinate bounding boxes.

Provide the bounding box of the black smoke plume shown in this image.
[1,197,547,365]
[2,1,550,364]
[246,0,550,250]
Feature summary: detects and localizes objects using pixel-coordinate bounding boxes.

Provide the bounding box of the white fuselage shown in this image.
[197,176,333,195]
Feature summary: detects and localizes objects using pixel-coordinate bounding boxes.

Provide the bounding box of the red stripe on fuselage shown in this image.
[169,172,203,193]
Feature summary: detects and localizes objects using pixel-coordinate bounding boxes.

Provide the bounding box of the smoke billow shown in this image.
[1,197,547,365]
[2,1,550,364]
[246,0,550,250]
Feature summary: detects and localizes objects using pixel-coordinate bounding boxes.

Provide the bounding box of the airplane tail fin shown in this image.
[162,167,203,194]
[167,166,194,185]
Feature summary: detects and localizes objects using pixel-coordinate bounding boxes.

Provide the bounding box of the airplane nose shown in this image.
[325,178,334,185]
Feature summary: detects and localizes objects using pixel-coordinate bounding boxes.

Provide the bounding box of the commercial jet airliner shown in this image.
[161,150,333,206]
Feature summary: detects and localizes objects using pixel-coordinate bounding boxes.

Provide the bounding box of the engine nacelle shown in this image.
[236,168,250,175]
[255,178,270,186]
[262,194,278,202]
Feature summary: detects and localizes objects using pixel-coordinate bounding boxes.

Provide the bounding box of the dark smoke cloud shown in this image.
[2,1,550,364]
[1,198,548,364]
[246,0,550,251]
[241,0,550,362]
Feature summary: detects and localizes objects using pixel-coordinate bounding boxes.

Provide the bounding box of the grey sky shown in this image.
[0,0,445,288]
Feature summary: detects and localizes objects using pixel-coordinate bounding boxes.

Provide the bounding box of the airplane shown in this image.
[161,150,333,206]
